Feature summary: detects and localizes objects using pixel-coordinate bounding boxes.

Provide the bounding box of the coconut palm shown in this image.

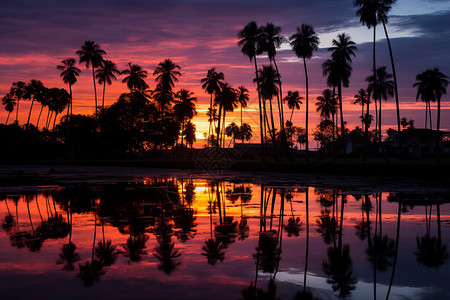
[47,88,71,129]
[225,122,240,148]
[35,87,49,128]
[2,93,16,125]
[183,121,196,149]
[9,81,26,123]
[354,89,368,130]
[237,21,265,158]
[239,123,253,143]
[57,58,81,117]
[366,66,394,152]
[260,23,287,144]
[237,86,249,127]
[214,83,238,148]
[201,68,225,137]
[284,91,303,123]
[173,89,197,146]
[323,33,356,159]
[316,89,338,159]
[414,68,448,161]
[24,79,45,126]
[290,24,320,157]
[76,41,106,115]
[96,59,120,109]
[121,62,148,92]
[254,65,280,147]
[153,59,181,118]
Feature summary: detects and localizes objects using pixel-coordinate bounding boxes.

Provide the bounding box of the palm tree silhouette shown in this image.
[290,24,320,158]
[57,242,81,271]
[260,23,287,149]
[121,62,148,92]
[96,59,120,109]
[9,81,26,124]
[366,66,394,155]
[76,41,106,115]
[153,59,181,119]
[237,85,249,127]
[316,89,338,159]
[237,21,265,159]
[255,65,280,153]
[24,79,44,126]
[353,89,369,130]
[35,87,49,128]
[214,83,238,148]
[173,89,197,147]
[2,93,16,125]
[57,58,81,118]
[284,91,303,124]
[323,33,357,159]
[201,68,225,139]
[183,121,196,149]
[201,238,226,266]
[47,88,71,129]
[413,68,448,161]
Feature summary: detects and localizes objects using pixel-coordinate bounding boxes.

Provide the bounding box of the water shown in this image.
[0,168,449,300]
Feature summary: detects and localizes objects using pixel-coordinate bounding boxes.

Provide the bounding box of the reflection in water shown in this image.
[1,178,450,299]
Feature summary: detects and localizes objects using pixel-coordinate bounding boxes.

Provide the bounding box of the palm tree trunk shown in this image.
[268,98,278,157]
[209,94,213,139]
[424,102,428,129]
[273,58,287,154]
[52,112,58,130]
[435,97,441,162]
[6,112,10,125]
[289,108,294,123]
[303,57,309,159]
[15,99,19,123]
[70,84,73,117]
[382,21,402,158]
[26,97,35,126]
[46,110,53,129]
[102,82,106,110]
[429,102,433,130]
[304,188,310,293]
[92,65,98,117]
[386,201,401,300]
[253,57,266,160]
[37,103,45,128]
[338,84,347,160]
[216,105,222,148]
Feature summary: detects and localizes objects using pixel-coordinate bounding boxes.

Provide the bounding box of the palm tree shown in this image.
[9,81,26,124]
[413,68,448,161]
[239,123,253,143]
[2,93,16,125]
[284,91,303,123]
[354,89,368,130]
[290,24,320,157]
[153,59,181,118]
[254,65,280,148]
[47,88,71,129]
[57,58,81,118]
[260,23,287,144]
[173,89,197,146]
[323,33,357,159]
[366,66,394,152]
[237,21,265,158]
[355,0,402,155]
[183,121,196,149]
[96,59,120,109]
[24,79,45,126]
[237,86,249,127]
[225,122,240,148]
[76,41,106,115]
[316,89,338,159]
[214,83,238,148]
[201,68,225,138]
[121,62,148,92]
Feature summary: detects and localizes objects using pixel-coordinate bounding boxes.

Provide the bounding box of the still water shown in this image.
[0,171,449,300]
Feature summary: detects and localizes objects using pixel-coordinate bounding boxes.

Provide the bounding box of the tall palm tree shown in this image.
[237,86,249,127]
[283,91,303,123]
[237,21,265,158]
[201,68,225,138]
[121,62,148,92]
[96,59,120,109]
[183,121,196,149]
[2,93,16,125]
[153,59,181,119]
[323,33,357,159]
[290,24,320,157]
[260,23,287,145]
[366,66,394,151]
[214,83,238,148]
[57,58,81,118]
[47,88,70,129]
[354,88,368,130]
[355,0,402,155]
[413,68,448,161]
[76,41,106,115]
[24,79,45,126]
[173,89,197,147]
[9,81,26,124]
[316,89,338,159]
[254,65,280,146]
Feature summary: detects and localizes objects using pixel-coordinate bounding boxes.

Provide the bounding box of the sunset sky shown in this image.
[1,0,449,146]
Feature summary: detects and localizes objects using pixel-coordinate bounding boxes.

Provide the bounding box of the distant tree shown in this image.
[201,68,224,137]
[121,63,148,92]
[57,58,81,118]
[76,41,106,115]
[173,89,197,146]
[2,93,16,125]
[183,121,196,149]
[284,91,303,123]
[9,81,26,123]
[96,60,121,109]
[354,89,368,130]
[24,79,45,126]
[153,59,181,118]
